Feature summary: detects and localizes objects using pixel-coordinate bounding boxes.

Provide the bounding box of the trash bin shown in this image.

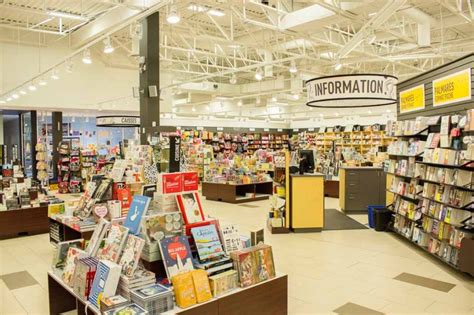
[367,205,385,229]
[374,208,392,231]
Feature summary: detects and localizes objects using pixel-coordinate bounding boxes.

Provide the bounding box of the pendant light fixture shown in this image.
[255,67,263,81]
[167,5,181,24]
[51,69,60,80]
[82,49,92,64]
[289,60,298,73]
[28,83,37,91]
[103,37,114,54]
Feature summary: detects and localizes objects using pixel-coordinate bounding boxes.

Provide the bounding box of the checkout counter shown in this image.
[289,173,325,232]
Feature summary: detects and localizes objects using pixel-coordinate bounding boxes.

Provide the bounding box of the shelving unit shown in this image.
[386,117,473,276]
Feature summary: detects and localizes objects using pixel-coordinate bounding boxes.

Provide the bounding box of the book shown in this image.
[253,244,276,282]
[142,212,183,244]
[220,224,243,254]
[191,269,212,303]
[100,295,129,312]
[116,187,132,215]
[124,195,151,235]
[209,270,238,297]
[97,224,129,263]
[159,236,194,279]
[89,260,122,307]
[72,256,99,299]
[191,225,225,262]
[52,239,84,271]
[251,229,264,246]
[176,192,205,224]
[119,235,145,277]
[171,271,197,309]
[62,247,87,286]
[230,249,255,287]
[103,303,148,315]
[110,159,128,183]
[86,218,110,256]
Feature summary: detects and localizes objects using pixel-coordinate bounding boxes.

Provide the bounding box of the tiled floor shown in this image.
[1,197,473,314]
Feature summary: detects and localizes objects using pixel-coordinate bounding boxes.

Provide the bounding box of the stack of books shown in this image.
[141,242,162,262]
[153,193,179,212]
[100,295,129,313]
[118,268,156,300]
[194,256,234,276]
[131,283,174,314]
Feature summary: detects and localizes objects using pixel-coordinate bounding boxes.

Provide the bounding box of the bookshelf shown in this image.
[385,116,473,276]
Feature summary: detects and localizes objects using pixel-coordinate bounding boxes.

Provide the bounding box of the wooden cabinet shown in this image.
[339,167,386,213]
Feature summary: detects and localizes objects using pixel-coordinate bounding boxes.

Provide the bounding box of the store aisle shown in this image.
[0,197,473,315]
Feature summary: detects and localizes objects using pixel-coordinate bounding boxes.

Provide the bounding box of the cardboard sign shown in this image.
[182,172,199,192]
[161,173,183,194]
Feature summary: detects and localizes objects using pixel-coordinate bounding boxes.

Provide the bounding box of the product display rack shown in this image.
[386,116,474,276]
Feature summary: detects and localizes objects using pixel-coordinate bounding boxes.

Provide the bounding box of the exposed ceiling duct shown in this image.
[400,7,435,47]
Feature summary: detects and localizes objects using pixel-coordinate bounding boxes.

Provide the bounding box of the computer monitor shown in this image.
[299,150,315,174]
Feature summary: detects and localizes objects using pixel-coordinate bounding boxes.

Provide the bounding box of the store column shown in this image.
[139,12,160,144]
[51,112,62,181]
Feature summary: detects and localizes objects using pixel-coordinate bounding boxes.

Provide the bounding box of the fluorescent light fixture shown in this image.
[167,5,181,24]
[12,93,19,99]
[39,79,47,86]
[255,67,263,81]
[51,69,60,80]
[208,9,225,17]
[82,49,92,64]
[103,37,114,54]
[28,84,37,91]
[289,60,298,73]
[48,11,89,21]
[188,4,206,12]
[19,90,27,95]
[228,44,240,49]
[229,74,237,85]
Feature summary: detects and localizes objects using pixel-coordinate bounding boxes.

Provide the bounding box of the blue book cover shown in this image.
[159,236,194,279]
[124,195,151,235]
[88,260,121,307]
[191,225,225,262]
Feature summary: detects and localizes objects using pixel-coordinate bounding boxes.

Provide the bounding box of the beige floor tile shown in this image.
[424,301,474,314]
[0,281,27,314]
[11,284,49,315]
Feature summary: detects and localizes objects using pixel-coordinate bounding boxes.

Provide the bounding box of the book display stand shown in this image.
[202,181,273,204]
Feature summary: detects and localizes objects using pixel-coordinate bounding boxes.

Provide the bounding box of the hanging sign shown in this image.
[96,116,140,127]
[399,84,425,113]
[433,68,471,107]
[306,74,398,108]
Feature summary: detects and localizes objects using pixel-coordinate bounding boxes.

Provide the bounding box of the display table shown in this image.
[48,270,287,315]
[289,174,324,232]
[49,217,95,245]
[48,271,99,315]
[202,181,273,203]
[0,205,49,239]
[163,274,288,315]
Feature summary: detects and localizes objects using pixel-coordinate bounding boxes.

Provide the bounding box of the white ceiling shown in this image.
[0,0,473,124]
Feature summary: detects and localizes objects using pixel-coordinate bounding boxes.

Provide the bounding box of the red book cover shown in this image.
[182,172,199,191]
[162,173,183,194]
[117,187,131,211]
[112,182,126,200]
[176,192,205,225]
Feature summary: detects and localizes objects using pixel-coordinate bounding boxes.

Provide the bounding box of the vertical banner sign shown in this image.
[433,68,471,107]
[399,84,425,113]
[169,135,181,173]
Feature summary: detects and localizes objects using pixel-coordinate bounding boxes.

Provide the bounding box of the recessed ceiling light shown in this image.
[255,68,263,81]
[208,9,225,17]
[82,49,92,64]
[167,5,181,24]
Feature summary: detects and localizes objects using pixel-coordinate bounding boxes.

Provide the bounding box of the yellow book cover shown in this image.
[191,270,212,303]
[171,272,197,308]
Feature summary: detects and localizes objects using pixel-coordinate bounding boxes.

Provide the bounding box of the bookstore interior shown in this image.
[0,1,473,315]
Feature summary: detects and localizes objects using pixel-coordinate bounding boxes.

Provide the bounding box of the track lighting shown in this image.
[51,69,60,80]
[28,84,37,91]
[229,74,237,85]
[167,5,181,24]
[103,37,114,54]
[12,93,19,99]
[255,67,263,81]
[19,90,27,95]
[66,60,74,73]
[39,79,47,86]
[289,61,298,73]
[82,49,92,64]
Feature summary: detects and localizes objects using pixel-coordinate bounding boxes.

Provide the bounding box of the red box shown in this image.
[182,172,199,192]
[161,173,183,194]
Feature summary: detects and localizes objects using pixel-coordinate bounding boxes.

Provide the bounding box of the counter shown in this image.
[339,167,386,213]
[289,173,324,232]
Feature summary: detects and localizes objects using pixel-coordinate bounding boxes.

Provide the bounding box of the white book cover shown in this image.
[118,235,145,277]
[220,224,243,254]
[89,260,122,307]
[86,218,110,256]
